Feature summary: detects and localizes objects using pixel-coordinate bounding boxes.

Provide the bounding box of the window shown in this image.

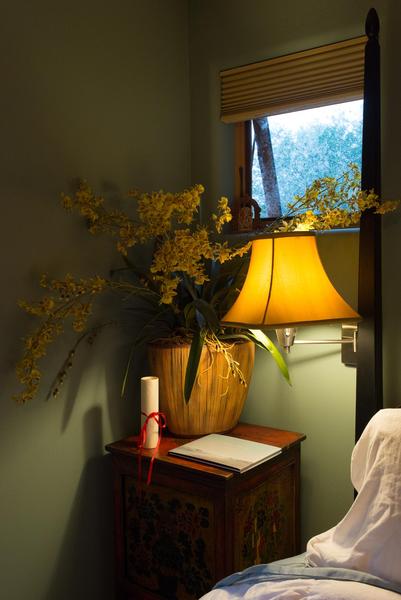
[220,36,366,227]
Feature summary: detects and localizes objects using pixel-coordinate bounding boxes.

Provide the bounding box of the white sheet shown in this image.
[200,578,401,600]
[200,409,401,600]
[306,409,401,585]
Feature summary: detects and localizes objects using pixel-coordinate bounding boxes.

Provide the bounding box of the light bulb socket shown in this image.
[276,327,297,353]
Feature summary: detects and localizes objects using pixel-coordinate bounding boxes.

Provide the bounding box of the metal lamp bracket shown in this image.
[341,324,358,367]
[275,324,358,367]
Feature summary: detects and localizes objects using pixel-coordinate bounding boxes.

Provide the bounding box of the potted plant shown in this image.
[14,165,397,435]
[14,181,290,435]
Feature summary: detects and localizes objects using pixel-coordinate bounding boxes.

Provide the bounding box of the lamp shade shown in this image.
[222,233,360,329]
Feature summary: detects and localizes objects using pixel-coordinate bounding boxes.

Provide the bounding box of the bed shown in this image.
[200,409,401,600]
[201,560,401,600]
[200,573,401,600]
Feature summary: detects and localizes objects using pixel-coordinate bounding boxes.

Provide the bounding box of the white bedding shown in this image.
[200,578,401,600]
[306,409,401,584]
[200,410,401,600]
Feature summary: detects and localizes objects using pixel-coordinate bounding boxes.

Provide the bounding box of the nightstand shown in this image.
[106,423,305,600]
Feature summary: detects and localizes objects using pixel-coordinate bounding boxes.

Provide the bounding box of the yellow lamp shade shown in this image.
[222,233,360,328]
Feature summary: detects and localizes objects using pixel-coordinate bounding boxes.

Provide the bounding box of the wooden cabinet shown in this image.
[106,423,305,600]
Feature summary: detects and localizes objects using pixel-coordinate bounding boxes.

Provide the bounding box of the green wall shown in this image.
[0,1,190,599]
[1,1,400,597]
[188,0,401,544]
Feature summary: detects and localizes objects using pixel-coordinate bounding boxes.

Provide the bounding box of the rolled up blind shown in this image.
[220,36,367,123]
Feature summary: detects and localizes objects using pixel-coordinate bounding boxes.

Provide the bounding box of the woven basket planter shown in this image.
[148,339,255,437]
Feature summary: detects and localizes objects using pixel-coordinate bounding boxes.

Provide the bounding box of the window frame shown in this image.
[222,36,367,231]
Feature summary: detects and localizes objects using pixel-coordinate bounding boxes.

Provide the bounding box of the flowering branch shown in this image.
[14,167,398,403]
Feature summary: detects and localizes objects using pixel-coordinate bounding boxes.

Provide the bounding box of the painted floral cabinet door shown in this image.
[106,423,305,600]
[125,479,215,599]
[234,466,295,569]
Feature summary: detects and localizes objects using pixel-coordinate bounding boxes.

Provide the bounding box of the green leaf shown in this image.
[210,261,249,315]
[121,255,150,280]
[193,299,220,331]
[219,332,254,342]
[181,272,198,301]
[247,329,291,385]
[120,307,171,397]
[113,255,160,293]
[184,329,205,403]
[120,344,136,399]
[183,302,196,329]
[201,260,224,302]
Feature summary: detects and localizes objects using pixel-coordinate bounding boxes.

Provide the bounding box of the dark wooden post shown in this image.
[355,8,382,441]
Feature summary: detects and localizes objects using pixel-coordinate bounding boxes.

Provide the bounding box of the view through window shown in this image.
[251,100,363,219]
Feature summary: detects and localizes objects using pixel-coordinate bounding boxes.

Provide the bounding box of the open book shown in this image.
[168,433,281,473]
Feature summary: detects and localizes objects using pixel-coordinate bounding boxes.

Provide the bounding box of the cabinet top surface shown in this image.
[106,422,305,480]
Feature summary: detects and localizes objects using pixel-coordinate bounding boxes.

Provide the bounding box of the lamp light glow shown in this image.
[222,233,360,329]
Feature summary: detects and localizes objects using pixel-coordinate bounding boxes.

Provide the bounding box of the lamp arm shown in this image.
[276,325,358,353]
[294,339,354,345]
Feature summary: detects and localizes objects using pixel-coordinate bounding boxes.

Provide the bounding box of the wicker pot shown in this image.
[148,339,255,437]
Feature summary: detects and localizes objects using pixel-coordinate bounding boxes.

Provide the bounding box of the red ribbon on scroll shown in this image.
[137,411,167,485]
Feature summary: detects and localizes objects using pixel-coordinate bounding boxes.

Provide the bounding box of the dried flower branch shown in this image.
[14,166,398,403]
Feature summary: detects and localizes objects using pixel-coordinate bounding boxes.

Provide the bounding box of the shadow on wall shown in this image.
[55,327,147,439]
[43,341,147,600]
[44,406,114,600]
[104,338,147,439]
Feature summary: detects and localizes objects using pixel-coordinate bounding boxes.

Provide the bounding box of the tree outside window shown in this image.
[250,100,363,219]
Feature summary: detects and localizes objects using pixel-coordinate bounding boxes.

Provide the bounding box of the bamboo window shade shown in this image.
[220,36,367,123]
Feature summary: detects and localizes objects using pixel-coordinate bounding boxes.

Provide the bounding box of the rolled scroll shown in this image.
[140,376,159,449]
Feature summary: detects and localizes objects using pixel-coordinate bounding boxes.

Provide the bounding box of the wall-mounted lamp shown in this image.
[222,232,360,360]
